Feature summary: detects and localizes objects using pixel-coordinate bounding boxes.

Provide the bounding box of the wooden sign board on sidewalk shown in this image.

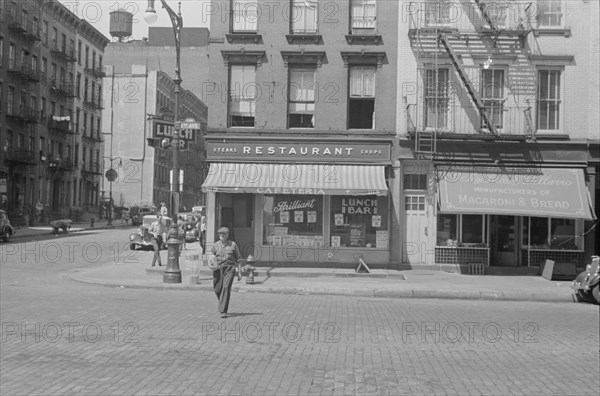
[356,258,371,274]
[541,259,555,280]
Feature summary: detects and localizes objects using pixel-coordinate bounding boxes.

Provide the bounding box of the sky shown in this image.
[59,0,211,41]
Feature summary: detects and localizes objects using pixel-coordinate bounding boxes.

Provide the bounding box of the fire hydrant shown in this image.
[245,254,256,284]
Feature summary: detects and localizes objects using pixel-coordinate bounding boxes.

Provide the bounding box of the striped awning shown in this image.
[202,163,388,196]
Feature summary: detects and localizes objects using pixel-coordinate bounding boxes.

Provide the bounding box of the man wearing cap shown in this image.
[208,227,240,318]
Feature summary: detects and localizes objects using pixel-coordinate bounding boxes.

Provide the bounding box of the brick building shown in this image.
[0,0,109,225]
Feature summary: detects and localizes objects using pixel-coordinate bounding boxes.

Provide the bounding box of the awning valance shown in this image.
[202,163,388,196]
[437,167,596,220]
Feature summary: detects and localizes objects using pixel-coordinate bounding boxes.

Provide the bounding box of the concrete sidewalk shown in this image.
[66,246,579,304]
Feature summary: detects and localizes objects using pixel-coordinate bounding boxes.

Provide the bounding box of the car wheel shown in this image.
[592,284,600,305]
[3,233,9,243]
[130,244,136,250]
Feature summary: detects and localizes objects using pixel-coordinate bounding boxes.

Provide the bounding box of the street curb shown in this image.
[11,224,132,240]
[64,272,575,303]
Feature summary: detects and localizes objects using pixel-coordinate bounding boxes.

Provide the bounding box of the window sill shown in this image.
[226,33,262,44]
[532,28,571,37]
[286,34,322,45]
[345,35,382,45]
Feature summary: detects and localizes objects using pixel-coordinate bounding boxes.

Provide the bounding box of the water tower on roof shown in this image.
[109,9,133,42]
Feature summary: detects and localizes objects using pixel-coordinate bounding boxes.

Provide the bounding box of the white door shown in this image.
[403,195,428,264]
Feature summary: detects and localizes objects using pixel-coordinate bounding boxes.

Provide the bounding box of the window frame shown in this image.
[290,0,319,34]
[536,67,563,133]
[537,0,564,28]
[437,214,488,247]
[480,67,506,130]
[348,66,376,129]
[231,0,258,33]
[351,0,376,30]
[287,67,316,129]
[228,64,257,128]
[424,67,450,130]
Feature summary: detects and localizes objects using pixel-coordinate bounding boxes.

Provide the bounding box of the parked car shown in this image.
[177,213,200,242]
[129,215,171,251]
[50,219,73,234]
[572,256,600,304]
[0,210,15,242]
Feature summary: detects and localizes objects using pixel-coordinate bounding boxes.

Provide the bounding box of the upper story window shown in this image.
[348,66,376,129]
[351,0,376,29]
[537,0,563,27]
[537,69,561,131]
[228,65,256,127]
[291,0,318,34]
[43,21,48,46]
[232,0,258,32]
[480,68,505,130]
[8,43,16,69]
[425,0,450,27]
[78,41,82,64]
[51,28,57,50]
[288,68,316,128]
[0,37,3,65]
[424,68,449,130]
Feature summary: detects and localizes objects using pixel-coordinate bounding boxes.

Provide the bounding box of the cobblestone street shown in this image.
[2,276,599,395]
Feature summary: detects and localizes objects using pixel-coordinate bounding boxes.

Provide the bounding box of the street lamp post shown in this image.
[145,0,182,283]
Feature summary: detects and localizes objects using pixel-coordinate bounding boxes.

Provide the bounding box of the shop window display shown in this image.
[262,195,323,247]
[437,214,486,246]
[330,195,388,248]
[523,217,578,250]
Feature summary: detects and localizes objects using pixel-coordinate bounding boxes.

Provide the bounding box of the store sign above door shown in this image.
[437,167,596,220]
[206,141,391,163]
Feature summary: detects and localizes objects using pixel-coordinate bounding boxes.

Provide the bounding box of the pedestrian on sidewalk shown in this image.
[149,217,165,267]
[208,227,240,318]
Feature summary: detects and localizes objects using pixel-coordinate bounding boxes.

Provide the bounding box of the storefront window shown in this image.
[437,214,486,246]
[462,214,484,244]
[550,218,576,250]
[523,217,578,250]
[330,195,388,248]
[437,214,457,246]
[262,195,323,247]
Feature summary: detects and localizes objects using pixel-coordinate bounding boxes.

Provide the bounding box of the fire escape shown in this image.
[407,0,534,157]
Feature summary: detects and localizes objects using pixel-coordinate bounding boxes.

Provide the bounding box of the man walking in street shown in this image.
[208,227,240,318]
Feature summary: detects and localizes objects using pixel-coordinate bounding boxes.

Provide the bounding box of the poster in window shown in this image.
[376,230,388,248]
[334,213,344,226]
[331,235,341,247]
[307,211,317,223]
[274,226,288,236]
[294,210,304,223]
[350,224,366,247]
[372,215,381,228]
[272,235,282,246]
[280,211,289,223]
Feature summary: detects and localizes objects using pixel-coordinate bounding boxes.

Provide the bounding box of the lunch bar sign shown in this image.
[206,141,391,163]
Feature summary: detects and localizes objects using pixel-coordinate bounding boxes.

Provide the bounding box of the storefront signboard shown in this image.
[206,141,391,163]
[437,167,596,220]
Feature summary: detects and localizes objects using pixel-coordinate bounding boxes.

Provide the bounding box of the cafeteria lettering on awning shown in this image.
[437,167,596,220]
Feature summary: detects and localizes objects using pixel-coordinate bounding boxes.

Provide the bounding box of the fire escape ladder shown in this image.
[437,33,496,135]
[473,0,496,31]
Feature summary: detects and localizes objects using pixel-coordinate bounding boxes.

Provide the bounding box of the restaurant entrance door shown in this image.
[492,215,520,266]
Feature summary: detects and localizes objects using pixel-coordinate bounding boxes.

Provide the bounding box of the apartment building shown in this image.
[0,0,109,225]
[202,0,401,265]
[396,0,599,271]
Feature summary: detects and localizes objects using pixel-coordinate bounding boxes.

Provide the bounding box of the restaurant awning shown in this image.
[437,167,596,220]
[202,163,388,196]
